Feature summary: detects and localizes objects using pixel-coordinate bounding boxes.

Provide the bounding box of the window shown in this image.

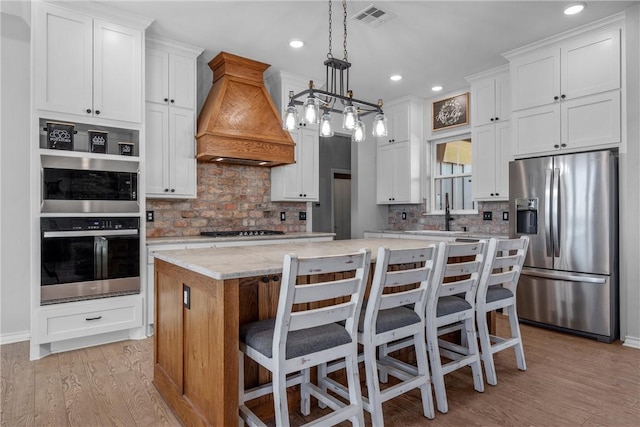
[429,135,475,212]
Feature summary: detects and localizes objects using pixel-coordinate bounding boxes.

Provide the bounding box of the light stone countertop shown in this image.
[366,230,509,240]
[146,232,336,246]
[152,237,443,281]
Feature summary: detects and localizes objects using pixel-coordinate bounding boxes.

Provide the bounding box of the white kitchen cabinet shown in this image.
[36,295,143,344]
[266,70,321,202]
[466,66,511,201]
[271,127,319,201]
[145,38,202,199]
[375,96,422,205]
[512,90,621,156]
[378,101,410,146]
[146,104,197,197]
[469,66,511,127]
[376,141,420,204]
[505,21,622,157]
[472,121,511,200]
[35,2,146,123]
[146,40,200,110]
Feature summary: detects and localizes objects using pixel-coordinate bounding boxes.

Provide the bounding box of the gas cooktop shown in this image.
[200,230,285,237]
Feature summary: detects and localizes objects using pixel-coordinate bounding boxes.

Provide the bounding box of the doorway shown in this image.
[332,171,351,240]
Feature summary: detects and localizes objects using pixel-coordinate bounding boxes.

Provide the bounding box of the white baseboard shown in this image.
[622,335,640,349]
[0,330,30,345]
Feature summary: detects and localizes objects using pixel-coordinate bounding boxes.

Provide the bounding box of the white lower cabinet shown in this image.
[36,295,143,344]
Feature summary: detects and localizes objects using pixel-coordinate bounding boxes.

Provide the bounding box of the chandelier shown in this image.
[282,0,388,142]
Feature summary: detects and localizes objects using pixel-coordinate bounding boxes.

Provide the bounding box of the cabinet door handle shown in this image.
[164,98,169,102]
[85,316,102,321]
[490,193,494,196]
[170,189,175,192]
[261,276,269,283]
[554,96,559,101]
[490,118,494,121]
[561,94,566,99]
[95,110,100,115]
[495,193,499,196]
[495,117,499,121]
[86,108,92,114]
[560,143,566,148]
[554,144,560,149]
[164,188,169,192]
[170,99,175,104]
[272,276,279,282]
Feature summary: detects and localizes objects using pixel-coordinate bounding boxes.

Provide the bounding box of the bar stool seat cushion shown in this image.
[240,319,351,359]
[357,306,421,334]
[437,296,472,317]
[486,286,513,303]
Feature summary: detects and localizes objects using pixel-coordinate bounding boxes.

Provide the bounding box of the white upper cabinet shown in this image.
[146,46,197,110]
[271,127,319,201]
[510,27,620,111]
[375,96,423,205]
[35,2,146,123]
[505,18,623,157]
[470,68,511,127]
[266,70,321,201]
[379,102,410,146]
[467,66,511,201]
[145,38,203,199]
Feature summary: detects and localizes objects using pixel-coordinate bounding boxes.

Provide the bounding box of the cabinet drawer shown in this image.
[37,296,143,343]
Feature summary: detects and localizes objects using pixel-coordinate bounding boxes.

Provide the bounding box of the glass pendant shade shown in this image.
[303,96,320,124]
[352,120,366,142]
[342,105,357,130]
[283,104,299,131]
[319,112,334,137]
[372,112,388,137]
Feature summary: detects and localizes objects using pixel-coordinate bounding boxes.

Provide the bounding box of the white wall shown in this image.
[621,4,640,347]
[0,6,32,343]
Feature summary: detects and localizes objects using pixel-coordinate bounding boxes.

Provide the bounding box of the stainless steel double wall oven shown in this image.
[40,156,141,304]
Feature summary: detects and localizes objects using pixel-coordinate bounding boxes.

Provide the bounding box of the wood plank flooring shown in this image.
[1,316,639,426]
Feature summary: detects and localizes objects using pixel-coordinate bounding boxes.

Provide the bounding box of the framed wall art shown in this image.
[432,92,469,131]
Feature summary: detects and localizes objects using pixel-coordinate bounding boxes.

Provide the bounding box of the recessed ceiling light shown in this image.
[432,85,443,92]
[289,40,304,48]
[390,75,402,81]
[564,3,585,15]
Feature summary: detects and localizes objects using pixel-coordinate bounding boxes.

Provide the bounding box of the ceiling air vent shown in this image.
[352,4,396,27]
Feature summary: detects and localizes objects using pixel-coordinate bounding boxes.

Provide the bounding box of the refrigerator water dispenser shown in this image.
[516,198,538,234]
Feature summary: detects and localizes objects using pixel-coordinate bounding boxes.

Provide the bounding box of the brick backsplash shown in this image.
[145,163,307,238]
[388,201,510,235]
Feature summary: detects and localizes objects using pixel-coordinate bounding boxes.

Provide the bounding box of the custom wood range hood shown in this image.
[196,52,295,166]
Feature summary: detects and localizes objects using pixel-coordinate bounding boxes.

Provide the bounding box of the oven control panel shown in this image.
[41,217,139,232]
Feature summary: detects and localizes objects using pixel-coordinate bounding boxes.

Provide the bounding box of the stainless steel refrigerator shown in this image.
[509,150,618,342]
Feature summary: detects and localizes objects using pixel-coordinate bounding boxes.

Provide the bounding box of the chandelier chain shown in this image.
[327,0,333,59]
[342,0,348,61]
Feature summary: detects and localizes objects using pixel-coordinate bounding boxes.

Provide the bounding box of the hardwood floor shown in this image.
[1,316,639,426]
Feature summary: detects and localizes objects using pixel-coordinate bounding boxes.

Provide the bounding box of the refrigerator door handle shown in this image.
[522,268,607,284]
[544,169,553,257]
[552,168,560,258]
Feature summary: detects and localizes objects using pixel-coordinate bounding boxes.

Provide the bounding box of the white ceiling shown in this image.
[101,0,637,104]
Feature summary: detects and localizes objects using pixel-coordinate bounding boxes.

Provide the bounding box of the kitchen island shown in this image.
[151,237,478,426]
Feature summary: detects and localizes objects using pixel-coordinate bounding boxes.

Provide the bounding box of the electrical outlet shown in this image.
[299,211,307,221]
[483,211,493,221]
[401,212,407,220]
[280,212,286,221]
[503,211,509,221]
[146,210,154,222]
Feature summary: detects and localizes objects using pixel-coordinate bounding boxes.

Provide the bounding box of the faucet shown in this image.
[444,192,454,231]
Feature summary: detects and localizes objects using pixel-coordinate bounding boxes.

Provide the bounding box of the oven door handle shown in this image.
[43,229,138,238]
